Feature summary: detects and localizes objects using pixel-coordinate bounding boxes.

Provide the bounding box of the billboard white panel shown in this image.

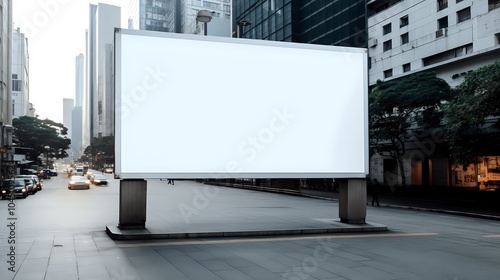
[114,29,368,179]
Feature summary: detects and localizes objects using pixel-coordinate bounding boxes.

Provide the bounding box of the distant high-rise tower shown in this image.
[85,3,120,140]
[75,53,84,107]
[12,27,30,118]
[73,53,84,157]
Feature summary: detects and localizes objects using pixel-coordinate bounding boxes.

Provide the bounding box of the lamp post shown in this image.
[44,146,50,169]
[236,20,251,38]
[196,10,212,36]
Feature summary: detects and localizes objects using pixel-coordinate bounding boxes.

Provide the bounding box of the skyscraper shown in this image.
[12,27,29,118]
[233,0,367,47]
[85,3,121,141]
[128,0,231,36]
[128,0,177,32]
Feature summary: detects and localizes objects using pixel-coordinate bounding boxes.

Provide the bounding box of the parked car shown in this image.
[22,179,37,194]
[16,175,42,191]
[90,175,108,186]
[68,176,90,190]
[1,179,28,199]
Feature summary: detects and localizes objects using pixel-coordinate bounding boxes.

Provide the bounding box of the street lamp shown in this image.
[236,20,251,38]
[196,10,212,36]
[44,146,50,169]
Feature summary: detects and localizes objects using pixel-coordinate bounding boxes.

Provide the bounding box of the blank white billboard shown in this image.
[114,29,368,179]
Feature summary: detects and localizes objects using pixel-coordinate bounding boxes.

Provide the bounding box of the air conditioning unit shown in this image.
[435,28,447,38]
[368,38,378,48]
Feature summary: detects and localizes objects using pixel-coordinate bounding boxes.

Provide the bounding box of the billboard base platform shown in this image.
[106,221,388,240]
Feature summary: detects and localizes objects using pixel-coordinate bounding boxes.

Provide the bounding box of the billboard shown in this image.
[114,29,368,179]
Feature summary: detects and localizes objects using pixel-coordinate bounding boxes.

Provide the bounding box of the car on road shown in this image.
[16,175,43,191]
[104,167,113,174]
[86,171,94,179]
[1,179,28,199]
[90,175,108,186]
[43,169,58,177]
[68,176,90,190]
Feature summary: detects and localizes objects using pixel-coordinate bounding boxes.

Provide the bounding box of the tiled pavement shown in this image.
[1,176,499,280]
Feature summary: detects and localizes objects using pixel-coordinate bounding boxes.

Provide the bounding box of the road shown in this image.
[0,171,499,280]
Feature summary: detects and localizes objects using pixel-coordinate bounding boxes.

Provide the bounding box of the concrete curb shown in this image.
[106,222,389,240]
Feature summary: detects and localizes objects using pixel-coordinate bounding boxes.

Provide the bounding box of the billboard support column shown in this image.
[338,178,367,224]
[119,179,147,229]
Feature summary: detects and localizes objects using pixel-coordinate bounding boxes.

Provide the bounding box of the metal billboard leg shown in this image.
[339,178,367,224]
[119,179,147,229]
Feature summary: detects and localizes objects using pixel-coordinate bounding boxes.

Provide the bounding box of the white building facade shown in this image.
[12,27,29,118]
[0,0,13,178]
[368,0,500,87]
[367,0,500,187]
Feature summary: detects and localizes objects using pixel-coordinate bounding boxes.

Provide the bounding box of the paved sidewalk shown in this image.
[107,181,387,240]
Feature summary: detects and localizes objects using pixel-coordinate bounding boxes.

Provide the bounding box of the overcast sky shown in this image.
[12,0,128,123]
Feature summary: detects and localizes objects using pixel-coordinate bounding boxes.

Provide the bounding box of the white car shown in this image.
[68,176,90,190]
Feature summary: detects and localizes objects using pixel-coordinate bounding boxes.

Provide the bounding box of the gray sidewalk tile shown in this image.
[129,255,186,280]
[161,255,223,280]
[77,264,111,280]
[7,271,45,280]
[213,269,256,280]
[237,265,282,280]
[196,260,234,271]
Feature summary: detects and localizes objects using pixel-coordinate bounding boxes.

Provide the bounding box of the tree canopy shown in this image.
[13,116,71,164]
[369,71,452,185]
[82,136,115,167]
[445,59,500,165]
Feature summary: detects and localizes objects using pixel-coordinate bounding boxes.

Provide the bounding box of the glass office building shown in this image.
[233,0,367,47]
[128,0,178,32]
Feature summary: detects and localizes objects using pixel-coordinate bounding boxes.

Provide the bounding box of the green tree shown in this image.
[369,71,452,185]
[445,60,500,165]
[13,116,71,164]
[83,136,115,167]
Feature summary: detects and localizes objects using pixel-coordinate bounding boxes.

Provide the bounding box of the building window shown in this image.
[384,69,393,78]
[12,100,15,116]
[489,0,500,11]
[438,16,448,29]
[457,7,471,23]
[383,23,392,35]
[400,15,409,27]
[12,80,22,92]
[496,33,500,45]
[401,32,409,44]
[438,0,448,11]
[12,74,18,79]
[403,63,411,73]
[457,0,463,2]
[383,40,392,52]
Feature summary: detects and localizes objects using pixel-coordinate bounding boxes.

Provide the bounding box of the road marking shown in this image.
[483,234,500,238]
[117,232,438,248]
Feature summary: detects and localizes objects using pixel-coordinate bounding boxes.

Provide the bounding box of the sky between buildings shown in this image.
[12,0,128,124]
